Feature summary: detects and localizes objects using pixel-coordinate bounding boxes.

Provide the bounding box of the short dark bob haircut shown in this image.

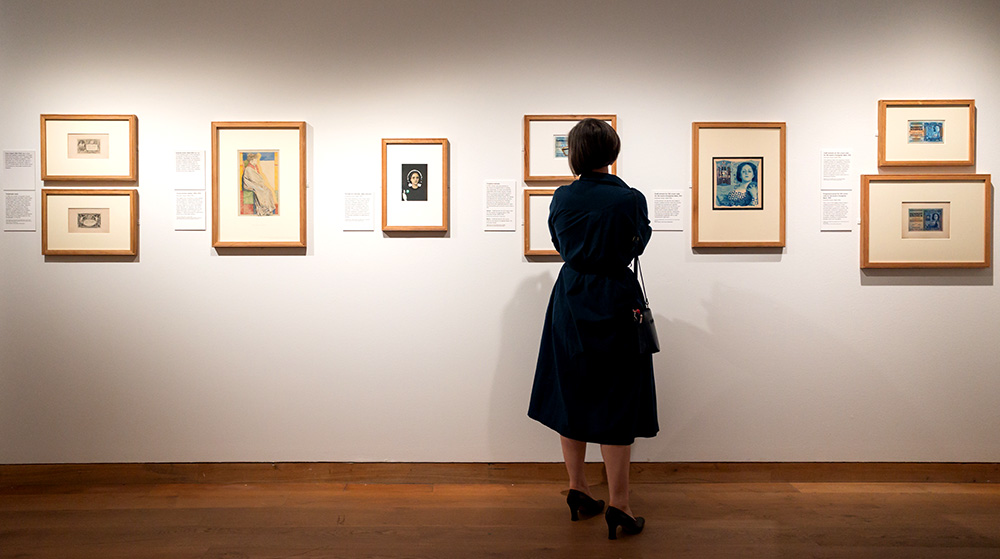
[567,118,620,176]
[735,161,758,184]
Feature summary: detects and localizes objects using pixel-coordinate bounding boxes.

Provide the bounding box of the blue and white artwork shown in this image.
[908,208,943,231]
[908,120,944,143]
[712,157,763,210]
[553,135,569,158]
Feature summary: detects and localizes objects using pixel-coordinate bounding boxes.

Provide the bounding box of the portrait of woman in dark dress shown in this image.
[527,118,658,540]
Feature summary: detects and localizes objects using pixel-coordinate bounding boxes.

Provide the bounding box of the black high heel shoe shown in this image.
[566,489,605,521]
[605,506,644,540]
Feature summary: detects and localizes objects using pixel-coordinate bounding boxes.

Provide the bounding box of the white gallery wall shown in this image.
[2,0,999,464]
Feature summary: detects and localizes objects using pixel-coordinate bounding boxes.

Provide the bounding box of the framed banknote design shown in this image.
[524,188,558,256]
[42,189,138,255]
[382,138,449,232]
[40,114,138,181]
[861,174,991,268]
[692,122,785,247]
[523,115,617,182]
[878,100,975,166]
[712,157,763,210]
[212,122,307,248]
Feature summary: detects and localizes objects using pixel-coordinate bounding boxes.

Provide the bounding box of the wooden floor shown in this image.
[3,478,999,558]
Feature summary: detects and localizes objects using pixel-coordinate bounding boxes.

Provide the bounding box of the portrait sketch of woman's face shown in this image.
[401,163,428,201]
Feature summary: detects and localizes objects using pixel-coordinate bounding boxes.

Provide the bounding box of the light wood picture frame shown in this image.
[692,122,786,248]
[382,138,449,232]
[40,114,138,181]
[524,188,558,256]
[523,114,617,182]
[212,121,307,248]
[878,100,976,167]
[42,189,138,255]
[861,174,991,269]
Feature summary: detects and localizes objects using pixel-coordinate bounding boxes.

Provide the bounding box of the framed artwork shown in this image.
[861,174,991,268]
[524,188,558,256]
[212,121,307,248]
[382,138,449,232]
[523,114,617,182]
[692,122,786,247]
[878,100,975,167]
[42,189,138,255]
[40,114,138,181]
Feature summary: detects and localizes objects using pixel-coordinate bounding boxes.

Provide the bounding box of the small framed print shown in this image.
[524,188,558,256]
[42,189,138,255]
[878,100,975,166]
[40,114,138,181]
[861,174,991,268]
[692,122,785,247]
[382,138,449,232]
[212,121,307,248]
[523,115,617,182]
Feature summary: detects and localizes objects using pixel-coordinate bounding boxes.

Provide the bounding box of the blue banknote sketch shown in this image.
[908,208,943,231]
[554,135,569,158]
[908,120,944,143]
[712,157,762,210]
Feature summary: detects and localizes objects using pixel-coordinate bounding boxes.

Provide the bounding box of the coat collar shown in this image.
[579,171,627,188]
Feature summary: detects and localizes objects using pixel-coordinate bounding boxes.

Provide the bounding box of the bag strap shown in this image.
[634,254,649,306]
[631,190,649,306]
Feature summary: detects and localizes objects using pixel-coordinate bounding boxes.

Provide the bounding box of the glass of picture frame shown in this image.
[861,174,991,268]
[41,189,138,255]
[40,114,138,181]
[523,115,617,182]
[211,121,307,248]
[382,138,449,232]
[691,122,786,248]
[878,100,975,167]
[523,188,558,256]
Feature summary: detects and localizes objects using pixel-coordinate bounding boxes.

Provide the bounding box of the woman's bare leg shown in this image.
[560,435,592,495]
[600,444,632,516]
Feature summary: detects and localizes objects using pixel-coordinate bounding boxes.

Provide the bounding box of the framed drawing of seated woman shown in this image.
[211,121,307,248]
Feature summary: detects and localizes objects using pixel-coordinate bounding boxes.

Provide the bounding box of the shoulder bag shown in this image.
[631,191,659,354]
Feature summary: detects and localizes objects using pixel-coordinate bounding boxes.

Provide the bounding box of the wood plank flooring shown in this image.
[2,479,999,558]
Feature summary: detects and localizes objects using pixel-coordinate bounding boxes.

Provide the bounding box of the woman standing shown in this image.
[528,118,658,540]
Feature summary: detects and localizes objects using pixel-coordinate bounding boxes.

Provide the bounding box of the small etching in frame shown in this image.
[42,189,138,255]
[41,114,138,181]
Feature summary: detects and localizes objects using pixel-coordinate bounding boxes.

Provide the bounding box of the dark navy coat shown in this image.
[528,172,658,445]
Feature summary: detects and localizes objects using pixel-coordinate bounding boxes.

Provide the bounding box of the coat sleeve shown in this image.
[633,190,652,256]
[548,193,561,253]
